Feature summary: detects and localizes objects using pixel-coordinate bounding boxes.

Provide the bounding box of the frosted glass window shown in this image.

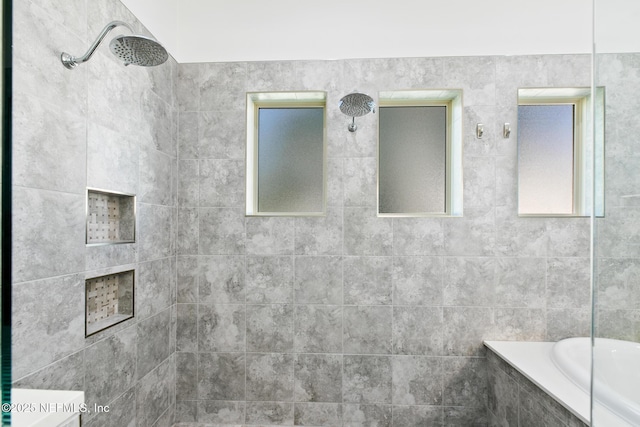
[518,104,575,215]
[379,106,447,214]
[257,107,324,213]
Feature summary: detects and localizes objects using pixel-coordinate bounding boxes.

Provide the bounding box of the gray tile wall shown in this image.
[175,54,592,426]
[485,349,588,426]
[16,2,622,425]
[12,1,178,426]
[594,53,640,343]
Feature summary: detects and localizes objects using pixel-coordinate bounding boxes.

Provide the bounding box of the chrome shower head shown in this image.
[339,92,376,132]
[61,21,168,69]
[109,34,168,67]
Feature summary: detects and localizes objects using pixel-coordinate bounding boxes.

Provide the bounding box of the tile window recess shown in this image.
[246,91,327,216]
[86,188,136,245]
[85,270,134,336]
[377,89,463,217]
[517,87,604,217]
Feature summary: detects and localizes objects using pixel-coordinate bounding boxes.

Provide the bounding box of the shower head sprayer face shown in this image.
[60,21,168,69]
[339,92,376,132]
[109,35,168,67]
[339,92,376,117]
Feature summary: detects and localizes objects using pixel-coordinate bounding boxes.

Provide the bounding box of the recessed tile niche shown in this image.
[86,189,135,245]
[85,270,134,336]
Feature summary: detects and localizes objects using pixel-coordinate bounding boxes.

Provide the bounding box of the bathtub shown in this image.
[552,337,640,427]
[485,338,640,426]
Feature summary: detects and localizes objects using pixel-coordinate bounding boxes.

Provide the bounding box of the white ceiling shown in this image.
[121,0,640,64]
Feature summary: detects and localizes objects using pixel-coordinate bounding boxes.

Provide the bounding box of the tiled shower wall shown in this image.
[12,0,178,426]
[174,55,592,425]
[594,53,640,342]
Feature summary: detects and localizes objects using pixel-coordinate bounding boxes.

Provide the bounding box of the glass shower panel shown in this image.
[1,0,9,424]
[593,1,640,425]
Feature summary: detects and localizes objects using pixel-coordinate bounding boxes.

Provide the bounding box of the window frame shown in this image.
[517,89,589,217]
[377,90,463,218]
[246,91,327,217]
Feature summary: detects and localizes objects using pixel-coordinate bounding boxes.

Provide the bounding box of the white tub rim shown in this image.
[484,340,590,425]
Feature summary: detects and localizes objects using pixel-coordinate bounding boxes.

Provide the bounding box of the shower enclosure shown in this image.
[592,0,640,425]
[2,0,639,426]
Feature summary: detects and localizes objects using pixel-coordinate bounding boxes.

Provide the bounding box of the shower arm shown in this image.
[61,21,134,69]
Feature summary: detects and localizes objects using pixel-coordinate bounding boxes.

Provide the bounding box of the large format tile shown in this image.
[140,89,176,157]
[246,353,294,402]
[12,187,85,283]
[343,257,392,305]
[198,256,245,304]
[12,351,84,391]
[246,401,294,426]
[198,400,245,424]
[392,356,442,405]
[139,145,174,206]
[392,306,443,356]
[12,274,85,379]
[344,208,392,256]
[199,62,247,112]
[137,258,173,320]
[393,256,443,306]
[392,405,443,426]
[443,307,493,356]
[246,304,293,353]
[85,326,137,407]
[294,402,342,426]
[342,404,392,427]
[176,304,197,352]
[294,256,342,304]
[597,257,640,310]
[199,208,245,255]
[137,308,172,380]
[245,256,294,304]
[294,207,343,255]
[13,2,87,118]
[83,387,136,427]
[136,355,175,427]
[343,355,392,404]
[343,306,392,354]
[245,217,294,255]
[198,352,246,401]
[199,159,244,207]
[442,357,487,408]
[495,257,546,308]
[443,257,496,307]
[177,208,199,255]
[176,352,197,400]
[344,157,377,207]
[198,304,245,352]
[13,93,86,194]
[138,203,173,261]
[294,305,343,353]
[392,218,444,256]
[177,256,198,303]
[198,110,245,160]
[294,354,342,403]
